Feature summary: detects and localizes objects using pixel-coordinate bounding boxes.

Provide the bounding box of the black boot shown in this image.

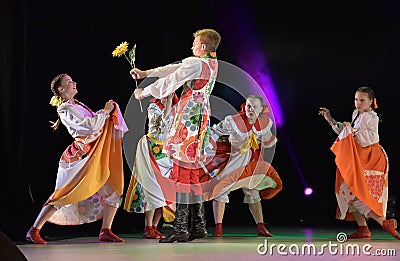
[188,201,208,241]
[160,193,190,243]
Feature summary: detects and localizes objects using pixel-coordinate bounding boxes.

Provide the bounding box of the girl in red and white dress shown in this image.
[207,94,282,237]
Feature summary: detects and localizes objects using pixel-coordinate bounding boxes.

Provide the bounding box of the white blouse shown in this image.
[57,101,109,139]
[332,109,379,147]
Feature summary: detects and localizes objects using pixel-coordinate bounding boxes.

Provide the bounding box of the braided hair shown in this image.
[49,73,67,130]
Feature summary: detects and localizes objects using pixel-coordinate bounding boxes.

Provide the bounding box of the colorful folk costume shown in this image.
[139,52,218,243]
[124,94,178,239]
[47,101,128,224]
[330,109,399,239]
[25,100,128,244]
[201,104,282,236]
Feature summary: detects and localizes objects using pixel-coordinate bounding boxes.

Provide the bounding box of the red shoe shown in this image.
[257,223,273,237]
[152,226,166,239]
[348,226,371,239]
[99,228,125,242]
[383,219,400,240]
[142,226,160,239]
[26,227,47,244]
[213,223,223,237]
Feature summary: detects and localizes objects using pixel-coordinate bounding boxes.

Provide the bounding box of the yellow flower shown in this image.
[112,40,142,112]
[112,41,136,68]
[49,95,63,107]
[112,41,129,57]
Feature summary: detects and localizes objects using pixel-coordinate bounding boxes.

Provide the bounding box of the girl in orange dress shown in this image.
[319,86,400,240]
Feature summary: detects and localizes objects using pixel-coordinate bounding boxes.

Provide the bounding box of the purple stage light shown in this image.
[218,3,284,127]
[304,187,313,196]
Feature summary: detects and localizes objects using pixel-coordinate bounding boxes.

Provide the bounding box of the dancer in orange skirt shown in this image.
[26,73,128,244]
[319,86,400,240]
[206,94,282,237]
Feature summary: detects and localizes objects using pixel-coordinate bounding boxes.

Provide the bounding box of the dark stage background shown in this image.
[2,0,400,242]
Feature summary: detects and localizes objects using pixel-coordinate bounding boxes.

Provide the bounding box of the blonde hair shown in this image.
[247,94,264,105]
[194,29,221,52]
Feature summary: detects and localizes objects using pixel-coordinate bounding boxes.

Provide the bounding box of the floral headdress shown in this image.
[49,95,63,107]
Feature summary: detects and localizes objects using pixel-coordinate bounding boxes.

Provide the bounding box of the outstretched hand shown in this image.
[318,107,333,122]
[130,68,147,80]
[130,68,144,112]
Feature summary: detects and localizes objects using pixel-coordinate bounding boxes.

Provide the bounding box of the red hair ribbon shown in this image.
[373,98,378,109]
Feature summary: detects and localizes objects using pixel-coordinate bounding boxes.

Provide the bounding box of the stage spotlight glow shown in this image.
[304,187,313,196]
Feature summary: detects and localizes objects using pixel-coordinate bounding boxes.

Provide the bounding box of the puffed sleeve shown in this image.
[141,57,202,99]
[354,111,379,147]
[148,63,181,78]
[211,116,231,137]
[58,103,109,137]
[260,120,278,148]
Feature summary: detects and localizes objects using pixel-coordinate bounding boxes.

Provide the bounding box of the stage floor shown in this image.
[16,226,400,261]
